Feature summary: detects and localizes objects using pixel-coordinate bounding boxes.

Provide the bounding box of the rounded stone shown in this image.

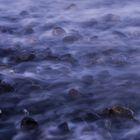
[20,117,38,130]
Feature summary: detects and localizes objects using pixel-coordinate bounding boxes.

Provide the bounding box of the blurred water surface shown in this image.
[0,0,140,140]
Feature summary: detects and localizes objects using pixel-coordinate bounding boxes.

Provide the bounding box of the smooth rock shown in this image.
[21,117,38,130]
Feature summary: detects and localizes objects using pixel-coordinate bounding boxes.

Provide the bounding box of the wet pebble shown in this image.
[11,52,35,63]
[68,88,80,98]
[81,19,98,28]
[102,13,120,22]
[0,81,14,93]
[0,48,15,57]
[65,3,76,10]
[52,27,66,36]
[19,10,29,17]
[0,25,18,34]
[60,53,76,64]
[112,30,127,38]
[20,117,38,131]
[90,35,98,41]
[63,33,82,43]
[82,112,100,122]
[58,122,69,133]
[101,106,134,119]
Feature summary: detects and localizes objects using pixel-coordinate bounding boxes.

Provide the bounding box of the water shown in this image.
[0,0,140,140]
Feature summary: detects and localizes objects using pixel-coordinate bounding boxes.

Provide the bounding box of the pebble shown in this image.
[20,117,38,130]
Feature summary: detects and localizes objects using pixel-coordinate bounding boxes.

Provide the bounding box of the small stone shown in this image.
[45,54,60,61]
[58,122,69,133]
[63,34,81,43]
[52,27,66,36]
[102,106,134,119]
[21,117,38,130]
[103,14,120,22]
[60,53,76,64]
[0,81,14,92]
[12,53,35,63]
[83,112,100,122]
[68,88,79,97]
[65,4,76,10]
[0,26,15,34]
[19,10,29,16]
[90,35,98,41]
[81,19,98,28]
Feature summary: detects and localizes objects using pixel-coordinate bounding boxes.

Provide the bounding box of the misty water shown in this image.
[0,0,140,140]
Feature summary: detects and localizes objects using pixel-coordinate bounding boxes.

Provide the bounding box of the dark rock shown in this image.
[68,88,80,98]
[60,54,76,64]
[90,35,98,41]
[58,122,69,133]
[63,33,82,43]
[21,117,38,130]
[101,106,134,119]
[83,112,100,122]
[45,54,60,61]
[1,15,19,22]
[11,52,35,63]
[0,25,17,34]
[19,10,29,16]
[81,19,98,28]
[65,4,76,10]
[39,48,58,61]
[71,117,83,122]
[102,14,120,22]
[0,81,14,92]
[102,48,117,55]
[0,48,15,57]
[52,27,66,36]
[35,48,52,60]
[112,30,127,38]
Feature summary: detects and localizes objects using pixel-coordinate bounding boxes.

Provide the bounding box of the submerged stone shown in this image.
[19,10,29,16]
[112,30,127,38]
[52,27,66,36]
[63,32,82,43]
[0,81,14,92]
[58,122,69,133]
[0,25,17,34]
[60,53,76,64]
[101,106,134,119]
[21,117,38,130]
[102,14,120,22]
[65,4,76,10]
[83,112,100,122]
[90,35,98,41]
[81,19,98,28]
[12,52,35,63]
[68,88,80,98]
